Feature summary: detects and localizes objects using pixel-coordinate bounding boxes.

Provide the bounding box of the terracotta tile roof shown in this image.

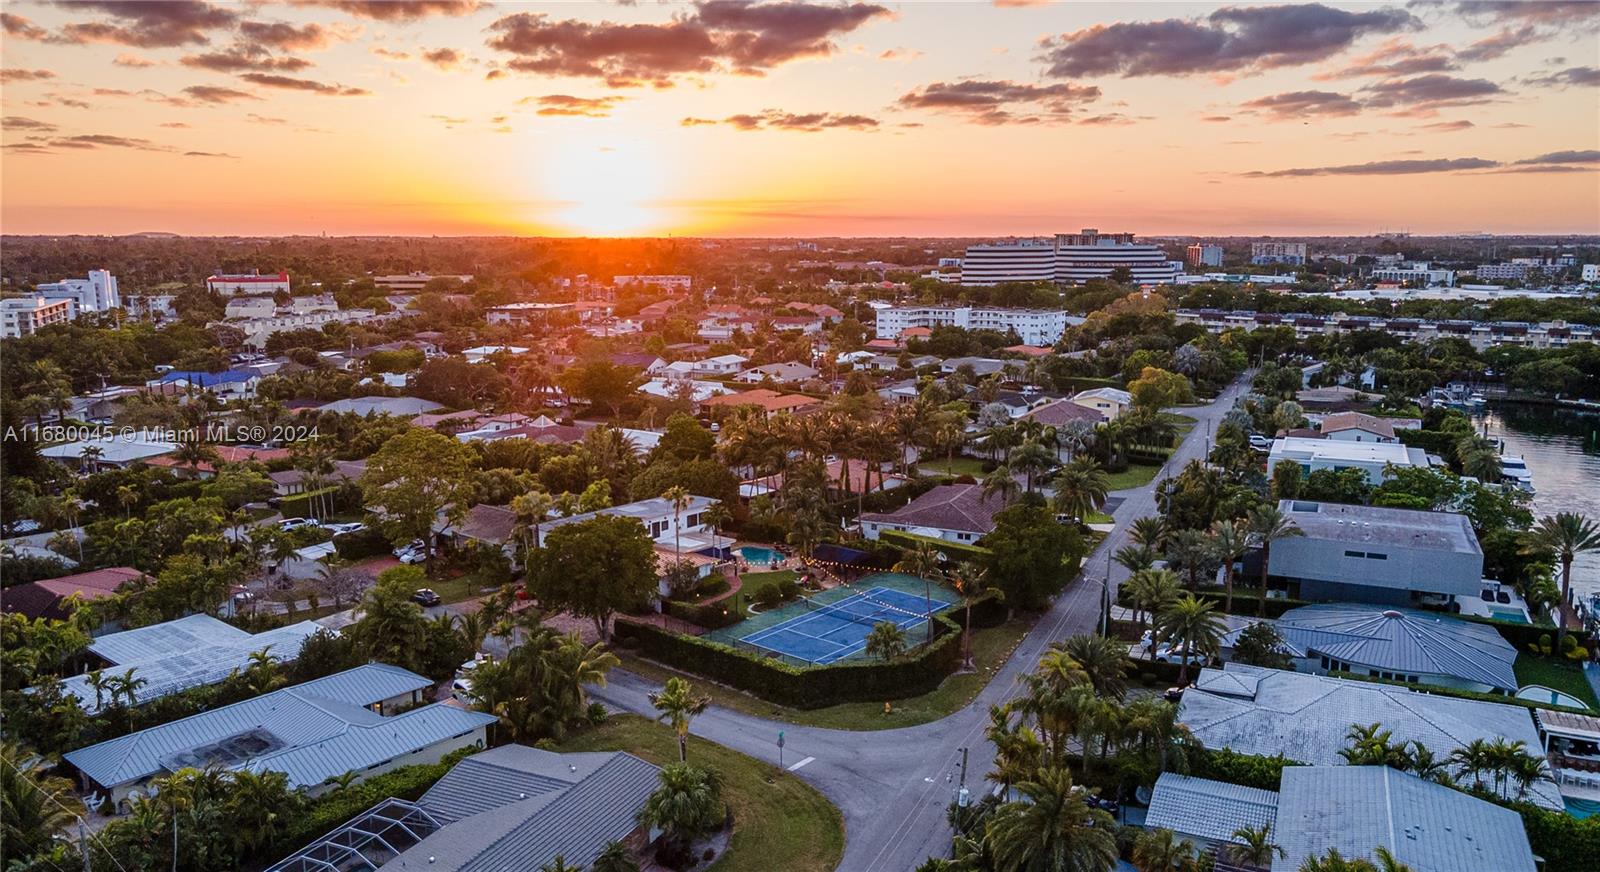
[144,445,289,473]
[1022,399,1103,427]
[2,567,145,620]
[1320,411,1396,439]
[1003,344,1054,357]
[699,389,821,414]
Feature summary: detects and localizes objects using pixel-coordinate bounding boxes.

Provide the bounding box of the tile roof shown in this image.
[1022,398,1104,427]
[1320,411,1396,439]
[1073,387,1132,405]
[1,567,144,620]
[438,504,517,545]
[1145,773,1279,845]
[859,484,1007,536]
[699,389,821,413]
[1179,665,1561,810]
[1231,605,1517,691]
[1272,767,1536,872]
[64,664,445,789]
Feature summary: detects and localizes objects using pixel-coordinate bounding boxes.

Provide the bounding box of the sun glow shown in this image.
[542,137,668,236]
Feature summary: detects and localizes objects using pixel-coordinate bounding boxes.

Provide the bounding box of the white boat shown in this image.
[1500,454,1535,493]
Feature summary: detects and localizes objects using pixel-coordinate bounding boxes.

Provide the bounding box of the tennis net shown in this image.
[805,589,931,630]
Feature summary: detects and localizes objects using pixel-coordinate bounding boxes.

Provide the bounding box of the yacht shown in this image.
[1500,454,1535,494]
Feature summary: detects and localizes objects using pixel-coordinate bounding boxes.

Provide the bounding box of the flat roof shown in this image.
[1277,499,1480,554]
[1269,437,1419,465]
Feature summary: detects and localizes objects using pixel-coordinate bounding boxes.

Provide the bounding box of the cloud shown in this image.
[1415,119,1474,131]
[113,53,157,67]
[1360,73,1502,110]
[878,47,922,61]
[2,68,56,83]
[421,47,465,69]
[1243,156,1500,177]
[371,47,410,59]
[709,110,880,131]
[2,143,54,154]
[1513,149,1600,165]
[1522,66,1600,88]
[2,116,57,131]
[181,84,262,104]
[484,1,891,87]
[896,78,1100,124]
[303,1,484,21]
[159,121,192,128]
[1238,89,1363,119]
[183,150,236,158]
[1316,37,1456,78]
[522,94,627,117]
[237,73,370,95]
[1455,25,1540,62]
[1490,121,1530,128]
[680,117,719,126]
[245,113,288,124]
[47,134,163,151]
[2,12,48,40]
[1201,114,1232,122]
[53,1,238,48]
[1076,113,1141,126]
[181,47,314,73]
[1037,4,1417,78]
[237,20,339,51]
[1453,1,1600,27]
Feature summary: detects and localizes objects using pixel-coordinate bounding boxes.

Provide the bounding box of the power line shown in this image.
[0,755,132,872]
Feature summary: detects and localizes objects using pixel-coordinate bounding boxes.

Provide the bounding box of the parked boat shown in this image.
[1500,454,1535,494]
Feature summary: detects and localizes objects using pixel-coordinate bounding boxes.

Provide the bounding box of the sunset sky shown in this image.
[2,1,1597,237]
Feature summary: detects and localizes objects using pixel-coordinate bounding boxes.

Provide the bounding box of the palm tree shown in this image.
[865,621,908,661]
[1125,568,1181,641]
[949,562,995,667]
[1132,827,1196,872]
[116,484,141,519]
[1401,742,1454,786]
[701,502,733,541]
[983,767,1118,872]
[1520,512,1600,647]
[1113,543,1156,576]
[985,705,1043,801]
[1165,528,1214,590]
[1247,504,1303,617]
[664,485,692,563]
[894,540,945,638]
[650,677,711,763]
[589,840,640,872]
[1051,458,1110,523]
[1372,846,1416,872]
[1339,723,1406,769]
[0,741,82,863]
[981,463,1021,505]
[173,432,220,476]
[1053,634,1129,700]
[225,768,300,856]
[1226,824,1285,871]
[538,857,580,872]
[1209,519,1250,614]
[1130,516,1168,550]
[1450,738,1494,793]
[1009,438,1056,493]
[510,489,556,562]
[1156,595,1226,684]
[638,763,725,861]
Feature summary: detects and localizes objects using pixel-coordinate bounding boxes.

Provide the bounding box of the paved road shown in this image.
[590,374,1254,871]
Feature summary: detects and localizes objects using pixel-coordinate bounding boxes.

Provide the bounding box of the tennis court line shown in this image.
[787,756,815,771]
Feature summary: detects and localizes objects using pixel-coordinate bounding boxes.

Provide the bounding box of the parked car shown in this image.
[394,540,426,563]
[1248,434,1273,450]
[324,522,366,535]
[1163,686,1185,703]
[278,517,321,531]
[411,588,441,607]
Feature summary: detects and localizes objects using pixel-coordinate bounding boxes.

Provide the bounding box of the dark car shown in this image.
[411,588,441,607]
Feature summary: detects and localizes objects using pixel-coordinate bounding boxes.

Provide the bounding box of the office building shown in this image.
[206,271,290,296]
[1265,499,1482,605]
[1052,229,1178,284]
[1250,241,1307,266]
[372,272,473,292]
[1371,262,1455,286]
[1,296,74,337]
[35,269,120,313]
[613,274,692,292]
[875,305,1070,345]
[957,240,1058,285]
[1476,263,1532,282]
[1186,243,1225,267]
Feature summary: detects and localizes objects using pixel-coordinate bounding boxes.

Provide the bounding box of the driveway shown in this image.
[589,372,1256,871]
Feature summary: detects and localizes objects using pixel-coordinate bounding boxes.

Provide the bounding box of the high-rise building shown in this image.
[1186,244,1225,268]
[1250,242,1307,266]
[1,297,75,338]
[875,306,1069,345]
[958,229,1177,286]
[34,269,119,314]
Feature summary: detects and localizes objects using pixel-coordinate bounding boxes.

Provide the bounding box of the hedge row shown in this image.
[664,598,744,630]
[279,483,360,520]
[614,612,967,708]
[878,528,991,562]
[1458,612,1591,650]
[1397,428,1461,456]
[1328,669,1591,715]
[332,526,391,560]
[1190,747,1301,791]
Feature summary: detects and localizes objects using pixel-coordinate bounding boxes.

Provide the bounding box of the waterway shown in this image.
[1477,403,1600,604]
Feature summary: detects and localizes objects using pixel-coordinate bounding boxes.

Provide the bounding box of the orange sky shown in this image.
[2,1,1597,237]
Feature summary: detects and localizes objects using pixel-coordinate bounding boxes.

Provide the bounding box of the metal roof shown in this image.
[64,664,437,789]
[239,704,496,790]
[416,746,619,822]
[1144,773,1279,846]
[1224,606,1518,691]
[1272,767,1536,872]
[1277,500,1480,555]
[1179,665,1562,811]
[62,617,324,713]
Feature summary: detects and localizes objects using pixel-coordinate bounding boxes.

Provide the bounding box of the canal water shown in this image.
[1477,403,1600,604]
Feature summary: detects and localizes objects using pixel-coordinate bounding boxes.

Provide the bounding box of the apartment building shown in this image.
[372,272,472,292]
[1,296,74,338]
[1175,309,1596,350]
[35,269,120,313]
[1250,241,1307,266]
[1371,262,1455,286]
[1186,244,1225,267]
[875,305,1069,345]
[959,229,1178,286]
[206,271,290,296]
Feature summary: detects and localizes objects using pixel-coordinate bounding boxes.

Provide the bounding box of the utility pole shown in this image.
[78,817,91,872]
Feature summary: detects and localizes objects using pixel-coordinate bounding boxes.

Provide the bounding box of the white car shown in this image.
[395,540,427,564]
[278,517,321,531]
[325,522,366,535]
[1248,435,1273,450]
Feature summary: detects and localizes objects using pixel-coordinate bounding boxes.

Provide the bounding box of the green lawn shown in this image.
[1105,463,1164,491]
[1513,654,1600,710]
[556,715,844,872]
[1083,510,1114,525]
[740,570,799,599]
[1162,413,1199,441]
[919,455,990,477]
[428,570,505,605]
[619,615,1037,731]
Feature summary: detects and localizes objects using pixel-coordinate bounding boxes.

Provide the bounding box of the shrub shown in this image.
[332,526,390,560]
[1191,748,1300,791]
[754,585,783,608]
[777,578,800,600]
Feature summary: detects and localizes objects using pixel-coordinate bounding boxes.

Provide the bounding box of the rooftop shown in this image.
[1277,499,1480,555]
[1021,398,1103,427]
[860,484,1008,536]
[1145,773,1278,846]
[1320,411,1396,439]
[1269,437,1424,466]
[1,567,144,620]
[1073,387,1132,405]
[314,396,444,417]
[699,389,822,414]
[1178,665,1560,810]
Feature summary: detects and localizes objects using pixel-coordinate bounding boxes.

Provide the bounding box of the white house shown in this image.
[462,345,530,364]
[859,484,1007,545]
[1268,437,1429,485]
[1071,387,1132,421]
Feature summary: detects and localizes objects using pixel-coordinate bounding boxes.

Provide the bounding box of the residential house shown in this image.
[462,345,529,365]
[1071,387,1132,421]
[1318,411,1402,443]
[1267,437,1430,485]
[40,434,180,471]
[313,396,444,417]
[145,368,261,400]
[859,484,1007,545]
[735,361,820,385]
[1020,398,1103,428]
[1265,500,1482,606]
[144,444,291,479]
[64,664,492,811]
[699,389,822,419]
[771,315,824,334]
[2,567,145,621]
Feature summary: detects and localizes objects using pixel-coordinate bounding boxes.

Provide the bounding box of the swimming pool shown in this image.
[1564,797,1600,819]
[1489,608,1530,624]
[738,546,780,566]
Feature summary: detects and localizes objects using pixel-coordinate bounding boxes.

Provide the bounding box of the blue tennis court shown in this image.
[735,586,951,665]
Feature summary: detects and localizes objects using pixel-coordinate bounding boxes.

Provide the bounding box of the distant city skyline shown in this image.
[2,1,1597,237]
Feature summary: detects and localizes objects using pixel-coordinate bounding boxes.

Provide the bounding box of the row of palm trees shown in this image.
[1340,724,1551,803]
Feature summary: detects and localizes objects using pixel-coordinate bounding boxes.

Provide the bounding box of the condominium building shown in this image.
[485,301,575,325]
[1175,309,1596,350]
[1475,263,1532,282]
[875,305,1070,345]
[372,272,472,292]
[1582,264,1599,282]
[613,274,692,292]
[959,229,1177,286]
[1250,241,1307,266]
[1186,244,1225,267]
[1,296,74,338]
[35,269,120,313]
[1371,262,1455,286]
[206,271,290,296]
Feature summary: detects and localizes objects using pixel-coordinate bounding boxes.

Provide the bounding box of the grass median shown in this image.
[557,715,844,872]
